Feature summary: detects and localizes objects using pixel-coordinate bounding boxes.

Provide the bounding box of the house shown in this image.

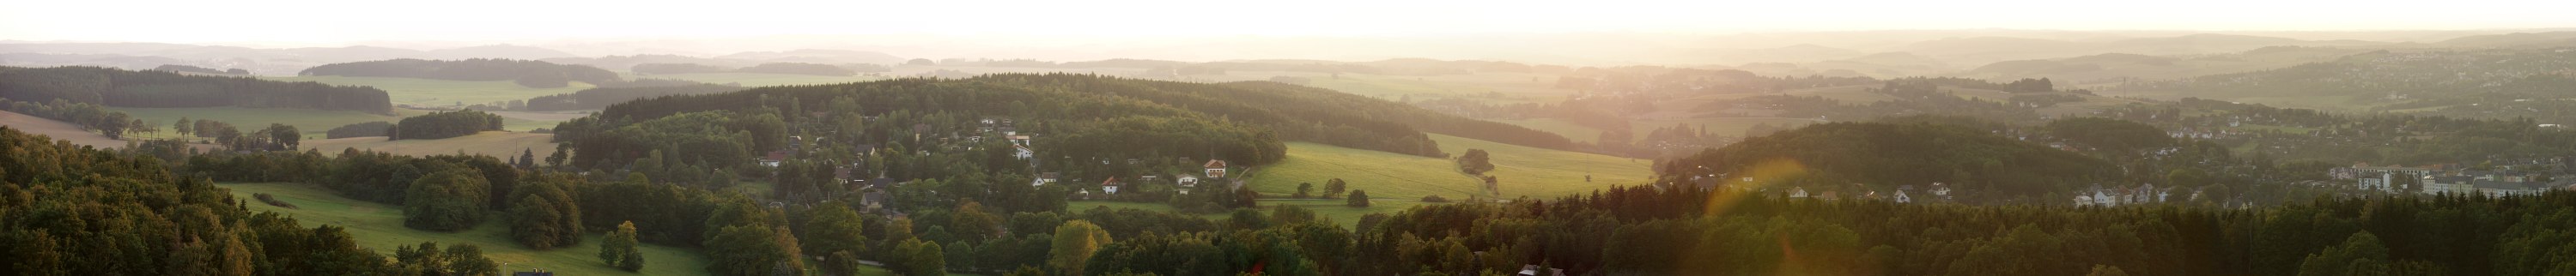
[1012,144,1035,159]
[1177,175,1200,188]
[760,150,790,167]
[1516,264,1568,276]
[2133,183,2159,203]
[1031,172,1060,187]
[860,190,890,213]
[1929,183,1952,198]
[1204,159,1229,178]
[1102,177,1124,195]
[1788,187,1809,198]
[1893,190,1912,203]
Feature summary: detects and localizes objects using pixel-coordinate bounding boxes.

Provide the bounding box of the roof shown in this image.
[1204,159,1228,168]
[763,150,789,161]
[1102,177,1122,186]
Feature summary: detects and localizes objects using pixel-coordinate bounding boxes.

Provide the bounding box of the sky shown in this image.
[7,0,2575,45]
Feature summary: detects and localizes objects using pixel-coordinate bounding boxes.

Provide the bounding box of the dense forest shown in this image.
[522,84,744,111]
[390,109,505,140]
[0,127,499,275]
[299,58,623,88]
[0,66,392,114]
[1661,121,2117,199]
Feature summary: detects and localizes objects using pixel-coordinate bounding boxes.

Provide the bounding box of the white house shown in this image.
[1101,177,1123,195]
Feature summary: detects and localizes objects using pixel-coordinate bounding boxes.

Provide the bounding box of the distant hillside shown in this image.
[0,66,392,114]
[2106,48,2576,108]
[0,43,585,75]
[716,49,906,65]
[1956,46,2367,83]
[300,58,621,88]
[1659,122,2116,198]
[563,74,1576,159]
[2435,31,2576,48]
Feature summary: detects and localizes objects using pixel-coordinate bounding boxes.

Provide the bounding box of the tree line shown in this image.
[299,58,623,88]
[1,66,392,114]
[391,109,504,140]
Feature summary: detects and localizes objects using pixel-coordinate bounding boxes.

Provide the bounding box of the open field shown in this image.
[109,106,424,138]
[302,131,556,157]
[265,75,596,108]
[0,110,163,148]
[1247,134,1650,201]
[219,182,712,276]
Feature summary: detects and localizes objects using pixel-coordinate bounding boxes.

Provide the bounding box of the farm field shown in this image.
[0,110,161,148]
[218,182,712,276]
[109,106,423,138]
[301,131,556,158]
[1247,134,1649,202]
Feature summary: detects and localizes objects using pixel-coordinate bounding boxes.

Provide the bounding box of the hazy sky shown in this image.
[6,0,2573,45]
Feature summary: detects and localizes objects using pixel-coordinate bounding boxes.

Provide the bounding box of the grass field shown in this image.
[1247,134,1650,202]
[301,131,556,158]
[109,106,423,138]
[266,76,596,108]
[218,182,711,275]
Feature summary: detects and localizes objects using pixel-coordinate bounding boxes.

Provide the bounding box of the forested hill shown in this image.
[992,74,1578,153]
[299,58,622,88]
[1659,122,2116,199]
[0,66,392,114]
[564,74,1575,159]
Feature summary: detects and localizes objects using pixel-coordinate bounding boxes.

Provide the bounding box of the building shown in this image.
[1030,172,1060,187]
[2475,180,2545,197]
[760,150,790,167]
[1516,265,1569,276]
[1204,159,1229,178]
[2356,172,2395,192]
[1102,177,1124,195]
[2425,176,2477,195]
